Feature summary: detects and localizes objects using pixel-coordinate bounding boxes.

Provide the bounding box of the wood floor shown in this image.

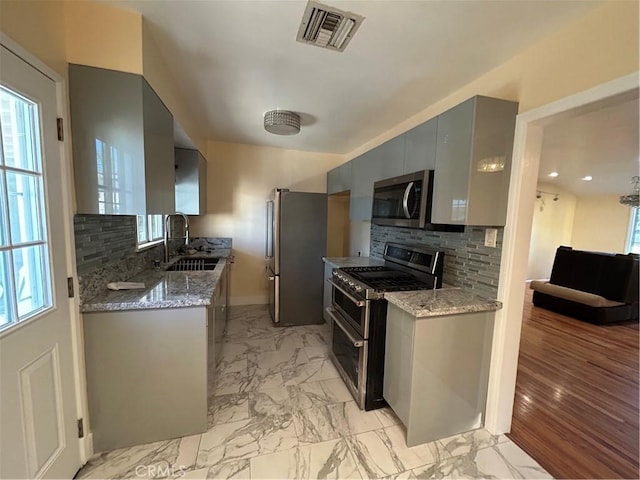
[508,287,639,479]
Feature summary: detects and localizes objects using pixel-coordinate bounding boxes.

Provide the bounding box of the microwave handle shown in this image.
[402,182,414,219]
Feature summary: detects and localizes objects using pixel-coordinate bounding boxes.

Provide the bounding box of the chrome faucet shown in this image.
[164,212,190,262]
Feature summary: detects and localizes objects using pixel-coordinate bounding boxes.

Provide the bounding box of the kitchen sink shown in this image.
[166,257,219,271]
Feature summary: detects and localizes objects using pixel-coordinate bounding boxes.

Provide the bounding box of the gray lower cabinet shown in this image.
[69,64,175,215]
[432,96,518,226]
[383,304,494,447]
[175,148,207,215]
[214,263,229,363]
[83,306,214,452]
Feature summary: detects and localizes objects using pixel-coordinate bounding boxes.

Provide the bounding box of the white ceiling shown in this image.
[538,92,639,197]
[114,0,600,154]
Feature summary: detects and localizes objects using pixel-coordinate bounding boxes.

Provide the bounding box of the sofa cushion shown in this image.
[530,281,625,308]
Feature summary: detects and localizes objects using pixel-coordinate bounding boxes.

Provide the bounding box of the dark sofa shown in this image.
[530,246,639,325]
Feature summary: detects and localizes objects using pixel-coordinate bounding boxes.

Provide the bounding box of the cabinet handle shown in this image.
[402,182,414,219]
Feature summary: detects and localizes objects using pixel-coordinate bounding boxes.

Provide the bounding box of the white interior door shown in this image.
[0,45,81,478]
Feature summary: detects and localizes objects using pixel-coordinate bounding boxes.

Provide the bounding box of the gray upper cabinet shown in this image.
[175,148,207,215]
[432,96,518,226]
[403,117,437,174]
[69,64,175,215]
[327,161,352,194]
[350,136,404,221]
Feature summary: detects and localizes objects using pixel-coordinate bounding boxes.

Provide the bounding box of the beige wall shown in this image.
[341,0,638,263]
[141,22,207,153]
[527,184,576,280]
[572,194,631,253]
[64,0,143,75]
[527,191,632,279]
[346,1,639,162]
[0,0,68,77]
[190,141,344,304]
[1,0,206,161]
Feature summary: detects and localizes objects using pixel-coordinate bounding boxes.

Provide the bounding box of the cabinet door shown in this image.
[350,151,376,220]
[198,152,208,214]
[327,162,352,194]
[374,136,405,181]
[349,137,405,221]
[69,65,146,215]
[432,98,475,225]
[466,97,518,226]
[404,118,437,174]
[175,148,207,215]
[383,305,414,426]
[143,80,175,214]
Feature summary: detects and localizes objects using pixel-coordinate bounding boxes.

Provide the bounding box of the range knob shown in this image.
[353,285,363,292]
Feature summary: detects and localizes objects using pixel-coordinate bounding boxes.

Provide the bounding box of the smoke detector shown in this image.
[296,1,364,52]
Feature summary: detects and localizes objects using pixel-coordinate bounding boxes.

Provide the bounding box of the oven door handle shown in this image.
[327,279,367,307]
[326,308,364,348]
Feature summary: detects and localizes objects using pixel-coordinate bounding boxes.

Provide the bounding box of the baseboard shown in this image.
[230,295,268,306]
[80,432,94,462]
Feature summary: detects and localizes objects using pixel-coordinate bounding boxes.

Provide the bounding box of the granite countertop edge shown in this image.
[384,287,503,318]
[81,257,228,313]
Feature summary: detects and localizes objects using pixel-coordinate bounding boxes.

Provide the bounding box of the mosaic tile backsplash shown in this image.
[370,224,503,299]
[74,214,231,304]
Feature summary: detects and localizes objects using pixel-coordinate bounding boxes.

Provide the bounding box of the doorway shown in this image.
[327,192,350,257]
[484,72,639,438]
[509,89,640,479]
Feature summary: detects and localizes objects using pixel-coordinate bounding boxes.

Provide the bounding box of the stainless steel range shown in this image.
[326,242,444,410]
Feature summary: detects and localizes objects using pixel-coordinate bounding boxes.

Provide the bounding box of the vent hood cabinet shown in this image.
[431,96,518,226]
[69,64,175,215]
[175,148,207,215]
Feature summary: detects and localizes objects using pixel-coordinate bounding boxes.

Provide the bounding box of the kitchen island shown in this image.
[81,254,229,453]
[383,288,501,447]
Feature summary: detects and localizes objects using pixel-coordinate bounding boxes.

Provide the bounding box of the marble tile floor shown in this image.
[77,305,552,480]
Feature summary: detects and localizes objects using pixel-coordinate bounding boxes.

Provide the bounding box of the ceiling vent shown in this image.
[296,1,364,52]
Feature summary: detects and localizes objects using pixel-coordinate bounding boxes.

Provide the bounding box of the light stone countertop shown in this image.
[384,288,502,318]
[81,258,227,313]
[323,256,385,268]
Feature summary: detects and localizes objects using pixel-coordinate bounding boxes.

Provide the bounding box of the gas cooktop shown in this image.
[340,266,435,292]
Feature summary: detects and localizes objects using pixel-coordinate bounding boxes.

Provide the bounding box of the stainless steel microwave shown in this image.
[372,170,433,228]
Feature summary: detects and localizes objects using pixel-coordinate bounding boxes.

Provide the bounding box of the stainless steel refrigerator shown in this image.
[265,188,327,326]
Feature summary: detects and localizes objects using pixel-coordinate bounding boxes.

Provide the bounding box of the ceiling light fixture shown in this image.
[581,175,593,181]
[536,190,560,201]
[548,172,559,178]
[264,110,301,135]
[620,176,640,208]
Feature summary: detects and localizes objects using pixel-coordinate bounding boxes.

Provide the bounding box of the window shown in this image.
[626,208,640,254]
[0,85,52,329]
[137,214,164,248]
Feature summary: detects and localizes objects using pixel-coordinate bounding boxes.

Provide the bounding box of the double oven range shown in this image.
[326,242,444,410]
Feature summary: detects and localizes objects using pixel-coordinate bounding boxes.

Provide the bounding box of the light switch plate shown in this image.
[484,228,498,248]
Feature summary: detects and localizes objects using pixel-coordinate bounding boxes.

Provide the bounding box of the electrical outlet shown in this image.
[484,228,498,248]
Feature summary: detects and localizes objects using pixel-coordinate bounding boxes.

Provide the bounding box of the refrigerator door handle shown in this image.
[265,200,274,258]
